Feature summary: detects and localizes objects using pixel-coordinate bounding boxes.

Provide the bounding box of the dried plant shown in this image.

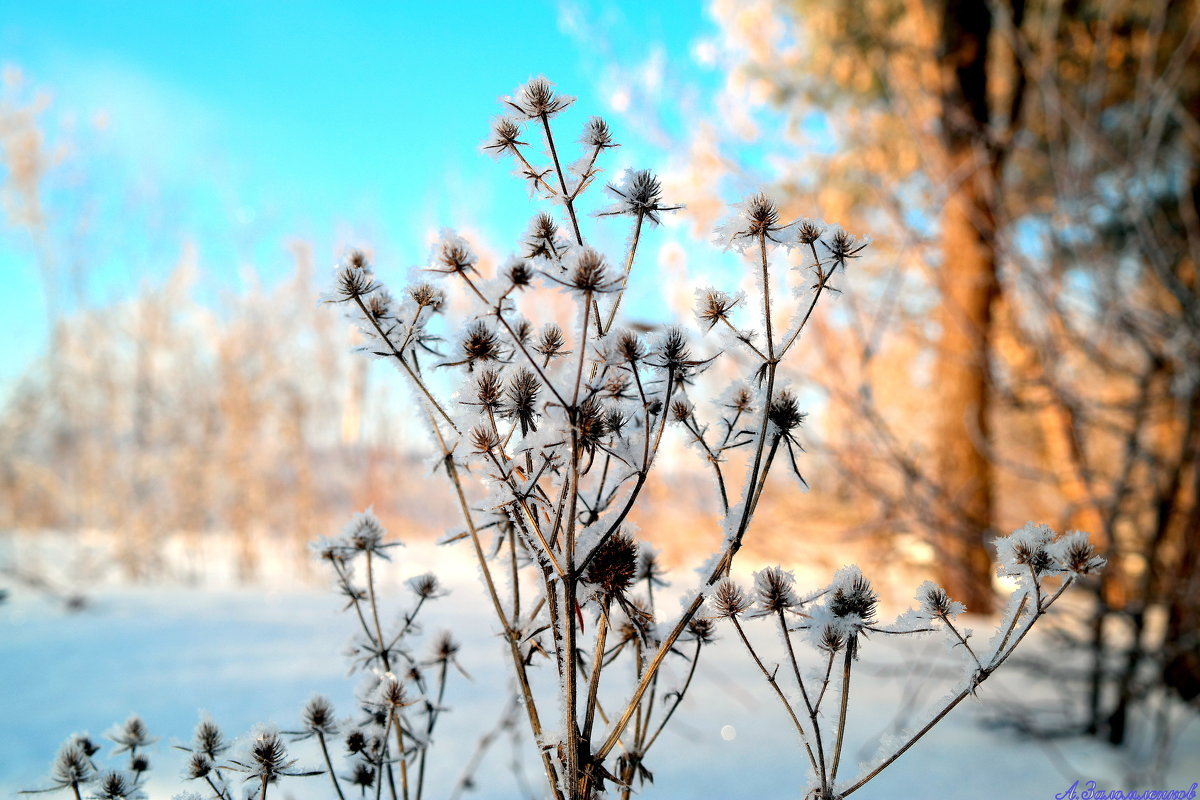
[23,76,1102,800]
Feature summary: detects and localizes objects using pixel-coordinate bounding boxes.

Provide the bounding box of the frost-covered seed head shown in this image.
[51,742,95,786]
[502,368,541,432]
[376,675,406,709]
[726,386,755,414]
[923,585,955,617]
[193,720,226,759]
[575,398,609,453]
[469,424,501,454]
[509,77,573,118]
[534,324,569,360]
[248,730,291,778]
[473,369,505,411]
[364,290,393,321]
[346,513,387,553]
[409,282,445,311]
[603,374,632,400]
[697,289,737,331]
[408,572,443,600]
[768,390,806,433]
[796,220,824,245]
[1013,541,1053,575]
[185,752,212,780]
[744,193,780,236]
[505,259,535,288]
[334,252,379,300]
[129,755,149,775]
[604,408,629,438]
[93,770,139,800]
[345,729,367,756]
[485,117,523,154]
[110,716,153,753]
[302,696,338,736]
[1060,535,1103,575]
[825,228,868,264]
[615,330,645,364]
[460,321,503,365]
[436,240,476,274]
[687,617,717,644]
[711,579,751,618]
[583,117,616,149]
[525,213,562,260]
[829,574,878,623]
[349,762,376,790]
[670,400,693,423]
[584,531,639,598]
[569,248,613,293]
[654,328,692,372]
[71,735,101,758]
[819,625,845,653]
[431,631,461,663]
[754,566,798,614]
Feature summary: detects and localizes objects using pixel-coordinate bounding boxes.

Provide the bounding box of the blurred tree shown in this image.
[705,0,1198,746]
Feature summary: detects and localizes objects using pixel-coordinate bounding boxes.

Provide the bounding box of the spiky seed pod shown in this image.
[408,572,442,600]
[830,575,878,623]
[754,566,798,614]
[921,585,958,619]
[473,369,505,412]
[655,328,692,372]
[575,398,609,453]
[485,117,523,154]
[302,696,338,736]
[334,253,379,300]
[345,729,367,756]
[711,579,751,619]
[525,213,562,260]
[92,770,138,800]
[502,367,541,433]
[1013,541,1053,575]
[825,228,868,264]
[744,193,780,237]
[511,318,533,345]
[185,752,213,780]
[603,408,629,438]
[534,324,568,360]
[795,220,824,245]
[583,117,616,149]
[603,374,632,400]
[348,762,376,791]
[584,532,639,599]
[460,321,503,365]
[364,290,394,321]
[768,391,806,434]
[110,716,153,753]
[636,550,667,586]
[435,238,476,274]
[129,755,149,775]
[686,616,717,645]
[670,400,693,423]
[508,77,573,119]
[192,720,227,759]
[697,289,737,331]
[346,513,387,553]
[505,259,535,288]
[1060,537,1103,575]
[615,330,645,364]
[51,742,95,787]
[431,631,461,663]
[726,386,754,414]
[247,730,292,781]
[409,282,445,311]
[568,248,613,293]
[819,625,845,653]
[469,424,501,454]
[376,675,407,709]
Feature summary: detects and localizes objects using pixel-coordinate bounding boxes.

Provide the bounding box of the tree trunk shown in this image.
[933,0,999,613]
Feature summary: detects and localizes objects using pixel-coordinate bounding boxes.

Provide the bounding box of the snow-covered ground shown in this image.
[3,534,1198,799]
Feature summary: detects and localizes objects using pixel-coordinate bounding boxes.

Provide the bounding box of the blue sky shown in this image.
[0,1,735,388]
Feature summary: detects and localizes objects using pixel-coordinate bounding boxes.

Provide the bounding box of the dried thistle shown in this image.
[506,76,573,119]
[753,566,798,614]
[484,117,525,155]
[711,579,751,619]
[533,323,569,360]
[696,289,739,331]
[584,532,639,599]
[502,367,542,432]
[582,117,616,149]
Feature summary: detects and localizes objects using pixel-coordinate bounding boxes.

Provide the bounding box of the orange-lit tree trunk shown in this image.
[933,0,999,613]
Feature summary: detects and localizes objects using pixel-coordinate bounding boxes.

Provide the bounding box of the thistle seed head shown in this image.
[185,753,212,780]
[534,324,569,360]
[829,574,878,623]
[51,742,95,786]
[583,117,616,149]
[502,367,541,432]
[460,321,503,365]
[711,579,750,618]
[697,289,737,331]
[485,117,524,154]
[93,770,140,800]
[302,696,338,736]
[768,390,806,433]
[754,566,799,614]
[584,531,639,599]
[508,76,573,119]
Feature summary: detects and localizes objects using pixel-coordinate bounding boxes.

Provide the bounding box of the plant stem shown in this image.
[317,731,347,800]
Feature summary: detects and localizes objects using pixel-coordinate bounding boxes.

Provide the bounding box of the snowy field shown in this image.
[3,535,1198,799]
